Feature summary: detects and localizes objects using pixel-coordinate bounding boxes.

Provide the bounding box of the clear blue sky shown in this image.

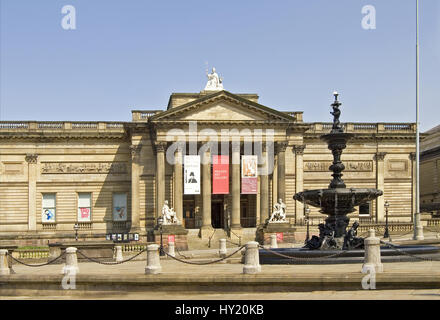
[0,0,439,131]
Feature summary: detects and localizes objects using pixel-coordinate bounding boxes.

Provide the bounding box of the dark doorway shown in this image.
[211,201,224,229]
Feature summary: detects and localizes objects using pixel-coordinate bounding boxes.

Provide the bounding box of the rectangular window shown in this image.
[113,193,127,221]
[42,194,56,223]
[359,202,371,216]
[78,193,92,222]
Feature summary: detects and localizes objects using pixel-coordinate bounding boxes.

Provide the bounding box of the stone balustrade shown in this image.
[307,122,416,134]
[0,121,126,133]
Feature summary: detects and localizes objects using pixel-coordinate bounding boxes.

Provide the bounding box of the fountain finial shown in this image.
[330,91,343,133]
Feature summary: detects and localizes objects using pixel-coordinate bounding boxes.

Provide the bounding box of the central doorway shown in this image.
[211,195,225,228]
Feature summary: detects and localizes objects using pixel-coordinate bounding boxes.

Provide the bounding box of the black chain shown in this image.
[8,251,66,267]
[162,245,245,265]
[379,240,440,262]
[76,248,146,265]
[225,239,241,247]
[257,241,365,262]
[174,245,189,259]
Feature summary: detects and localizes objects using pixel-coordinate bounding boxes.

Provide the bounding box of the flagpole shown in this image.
[414,0,424,240]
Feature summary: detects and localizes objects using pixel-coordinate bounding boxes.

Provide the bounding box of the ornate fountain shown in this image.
[293,92,383,250]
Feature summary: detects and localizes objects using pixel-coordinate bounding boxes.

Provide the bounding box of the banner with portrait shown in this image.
[212,155,229,194]
[184,155,200,194]
[241,155,258,194]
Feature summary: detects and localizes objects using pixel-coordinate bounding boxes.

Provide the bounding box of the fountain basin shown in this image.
[294,188,383,216]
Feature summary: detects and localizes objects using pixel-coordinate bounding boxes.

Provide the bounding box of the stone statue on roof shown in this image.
[204,67,224,91]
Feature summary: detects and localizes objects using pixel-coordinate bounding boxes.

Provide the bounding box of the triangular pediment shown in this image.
[150,91,294,123]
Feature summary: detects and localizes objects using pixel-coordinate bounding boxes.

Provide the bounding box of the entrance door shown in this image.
[211,201,224,229]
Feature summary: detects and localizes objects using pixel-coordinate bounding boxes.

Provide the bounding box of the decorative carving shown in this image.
[129,144,142,157]
[409,152,416,161]
[374,152,387,161]
[268,199,287,223]
[25,154,38,164]
[276,141,288,153]
[304,161,373,172]
[41,162,127,174]
[293,145,306,155]
[154,142,167,153]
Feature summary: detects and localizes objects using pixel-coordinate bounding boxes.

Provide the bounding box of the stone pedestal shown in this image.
[153,224,189,251]
[256,223,296,245]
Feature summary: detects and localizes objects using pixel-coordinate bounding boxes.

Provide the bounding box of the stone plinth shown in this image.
[152,225,189,251]
[49,241,115,262]
[256,223,296,245]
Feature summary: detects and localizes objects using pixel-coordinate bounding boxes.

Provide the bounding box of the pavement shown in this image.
[1,234,440,299]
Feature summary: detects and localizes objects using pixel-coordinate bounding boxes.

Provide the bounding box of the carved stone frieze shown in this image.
[304,161,373,172]
[41,162,127,174]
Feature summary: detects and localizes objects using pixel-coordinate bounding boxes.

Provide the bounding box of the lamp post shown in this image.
[384,201,390,238]
[157,216,164,256]
[304,205,311,244]
[74,223,79,241]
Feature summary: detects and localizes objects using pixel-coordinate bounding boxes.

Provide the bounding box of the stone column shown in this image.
[200,147,213,238]
[130,144,142,231]
[173,145,184,226]
[25,154,38,232]
[277,142,288,203]
[231,143,241,229]
[155,142,166,221]
[375,152,386,222]
[293,146,305,224]
[259,144,269,225]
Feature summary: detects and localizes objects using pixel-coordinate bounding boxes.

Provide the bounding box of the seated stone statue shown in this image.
[343,221,364,250]
[162,200,179,225]
[269,199,287,223]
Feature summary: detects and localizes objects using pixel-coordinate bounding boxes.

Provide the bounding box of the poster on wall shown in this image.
[113,193,127,221]
[184,155,200,194]
[212,155,229,194]
[77,193,92,222]
[241,155,258,194]
[42,194,56,223]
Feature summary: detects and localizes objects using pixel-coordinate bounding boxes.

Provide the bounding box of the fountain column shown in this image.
[294,145,305,224]
[375,152,386,222]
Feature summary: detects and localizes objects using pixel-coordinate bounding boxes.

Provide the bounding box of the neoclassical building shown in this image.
[0,76,418,245]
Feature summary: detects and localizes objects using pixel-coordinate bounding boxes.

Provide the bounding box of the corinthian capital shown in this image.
[374,152,387,161]
[130,144,142,157]
[155,142,167,153]
[25,154,38,164]
[276,141,288,153]
[293,145,306,155]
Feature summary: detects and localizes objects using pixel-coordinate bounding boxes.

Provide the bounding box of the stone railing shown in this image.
[0,121,126,133]
[122,244,147,252]
[16,248,50,260]
[132,110,163,122]
[358,222,414,234]
[307,122,416,134]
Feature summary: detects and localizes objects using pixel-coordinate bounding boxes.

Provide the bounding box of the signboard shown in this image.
[212,155,229,194]
[184,155,201,194]
[168,235,176,243]
[276,232,283,242]
[241,155,258,194]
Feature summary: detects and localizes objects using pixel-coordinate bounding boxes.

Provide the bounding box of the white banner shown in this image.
[184,155,200,194]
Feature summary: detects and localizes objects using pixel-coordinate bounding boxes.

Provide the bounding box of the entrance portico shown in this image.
[148,90,308,239]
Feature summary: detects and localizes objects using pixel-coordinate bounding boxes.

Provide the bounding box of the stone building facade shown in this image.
[0,89,417,244]
[421,125,440,215]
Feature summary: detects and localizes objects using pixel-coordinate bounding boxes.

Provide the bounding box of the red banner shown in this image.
[212,155,229,194]
[276,232,283,242]
[168,235,175,243]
